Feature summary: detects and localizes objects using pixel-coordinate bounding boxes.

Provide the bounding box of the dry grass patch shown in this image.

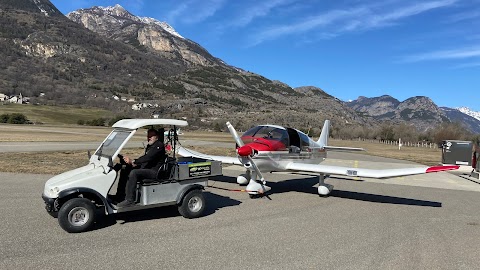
[330,139,442,166]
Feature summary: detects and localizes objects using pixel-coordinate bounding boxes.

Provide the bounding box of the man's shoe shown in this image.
[117,200,135,208]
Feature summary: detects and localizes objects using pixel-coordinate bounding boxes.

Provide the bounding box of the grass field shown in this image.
[0,103,111,125]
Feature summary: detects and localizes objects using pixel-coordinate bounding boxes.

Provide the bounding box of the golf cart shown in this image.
[42,119,221,233]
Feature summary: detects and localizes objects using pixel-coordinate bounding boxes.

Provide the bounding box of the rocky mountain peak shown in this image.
[457,107,480,121]
[67,5,218,67]
[0,0,62,17]
[347,95,400,117]
[105,4,129,16]
[346,95,449,131]
[294,86,333,98]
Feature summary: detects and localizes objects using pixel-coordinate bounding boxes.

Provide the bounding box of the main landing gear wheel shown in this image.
[178,190,206,219]
[58,198,96,233]
[317,174,333,197]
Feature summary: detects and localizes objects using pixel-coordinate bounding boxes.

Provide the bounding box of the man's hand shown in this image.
[123,156,136,167]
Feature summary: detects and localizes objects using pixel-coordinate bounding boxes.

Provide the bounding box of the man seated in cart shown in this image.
[117,128,166,208]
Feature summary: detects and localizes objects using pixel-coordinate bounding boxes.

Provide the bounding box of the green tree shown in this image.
[7,113,28,124]
[0,114,10,123]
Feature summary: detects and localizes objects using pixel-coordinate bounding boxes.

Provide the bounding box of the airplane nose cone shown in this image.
[237,145,253,157]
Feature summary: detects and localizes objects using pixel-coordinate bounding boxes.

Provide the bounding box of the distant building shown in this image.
[9,96,19,103]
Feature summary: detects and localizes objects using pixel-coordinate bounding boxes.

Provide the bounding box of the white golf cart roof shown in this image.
[112,119,188,129]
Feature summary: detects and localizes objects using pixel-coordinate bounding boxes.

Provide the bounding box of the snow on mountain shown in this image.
[100,4,183,39]
[457,107,480,121]
[137,17,184,39]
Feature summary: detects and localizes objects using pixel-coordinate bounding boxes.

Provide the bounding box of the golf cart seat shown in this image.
[141,156,176,185]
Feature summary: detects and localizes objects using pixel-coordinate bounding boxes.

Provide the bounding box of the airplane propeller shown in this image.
[226,122,270,196]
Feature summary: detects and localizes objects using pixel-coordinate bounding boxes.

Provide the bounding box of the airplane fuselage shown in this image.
[237,124,328,173]
[247,149,325,172]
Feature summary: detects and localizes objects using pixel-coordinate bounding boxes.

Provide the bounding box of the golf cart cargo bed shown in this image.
[174,157,222,180]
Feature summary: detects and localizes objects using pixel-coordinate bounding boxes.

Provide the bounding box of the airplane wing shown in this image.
[177,146,242,165]
[285,162,459,178]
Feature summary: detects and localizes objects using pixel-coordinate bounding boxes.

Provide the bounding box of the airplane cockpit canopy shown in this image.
[241,125,289,150]
[241,125,313,152]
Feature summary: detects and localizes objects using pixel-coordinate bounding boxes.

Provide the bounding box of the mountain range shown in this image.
[0,0,478,135]
[346,95,480,134]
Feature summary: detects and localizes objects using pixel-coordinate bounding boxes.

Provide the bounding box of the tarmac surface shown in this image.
[1,152,480,269]
[0,140,234,152]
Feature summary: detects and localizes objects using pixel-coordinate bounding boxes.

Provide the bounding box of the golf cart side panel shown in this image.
[137,158,221,207]
[139,179,207,206]
[175,157,222,180]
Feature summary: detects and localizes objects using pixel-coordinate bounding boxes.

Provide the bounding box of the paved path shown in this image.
[1,158,480,269]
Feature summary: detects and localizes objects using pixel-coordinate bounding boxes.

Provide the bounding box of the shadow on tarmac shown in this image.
[215,174,442,208]
[330,190,441,207]
[91,192,241,231]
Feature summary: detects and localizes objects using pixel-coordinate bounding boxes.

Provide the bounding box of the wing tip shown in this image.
[426,165,460,173]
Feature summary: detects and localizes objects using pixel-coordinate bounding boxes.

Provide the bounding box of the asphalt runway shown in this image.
[1,154,480,269]
[0,140,234,152]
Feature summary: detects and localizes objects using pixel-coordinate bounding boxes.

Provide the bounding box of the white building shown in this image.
[9,96,19,103]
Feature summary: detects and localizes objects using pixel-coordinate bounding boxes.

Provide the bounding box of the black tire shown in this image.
[178,190,205,219]
[58,198,96,233]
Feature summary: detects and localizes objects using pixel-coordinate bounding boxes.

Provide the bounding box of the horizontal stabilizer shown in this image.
[324,146,365,151]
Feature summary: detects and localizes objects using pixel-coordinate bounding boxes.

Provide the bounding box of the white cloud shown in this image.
[167,0,226,24]
[364,0,458,28]
[401,47,480,62]
[251,7,369,46]
[249,0,458,46]
[233,0,295,27]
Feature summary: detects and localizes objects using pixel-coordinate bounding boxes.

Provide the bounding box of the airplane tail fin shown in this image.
[317,120,330,147]
[317,120,364,151]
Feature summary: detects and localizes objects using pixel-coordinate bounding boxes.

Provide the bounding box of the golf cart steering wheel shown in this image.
[117,154,127,165]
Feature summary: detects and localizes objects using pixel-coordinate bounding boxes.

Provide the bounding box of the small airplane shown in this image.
[178,120,459,197]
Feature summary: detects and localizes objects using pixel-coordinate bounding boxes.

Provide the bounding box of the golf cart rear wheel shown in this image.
[178,190,205,219]
[58,198,96,233]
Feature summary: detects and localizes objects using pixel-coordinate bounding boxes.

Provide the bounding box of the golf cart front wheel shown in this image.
[58,198,96,233]
[178,190,205,219]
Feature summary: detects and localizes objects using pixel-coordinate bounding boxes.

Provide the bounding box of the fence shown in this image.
[344,138,439,149]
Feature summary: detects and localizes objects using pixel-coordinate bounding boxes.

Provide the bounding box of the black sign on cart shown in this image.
[188,162,212,177]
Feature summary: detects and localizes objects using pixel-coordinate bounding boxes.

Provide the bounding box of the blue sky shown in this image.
[51,0,480,111]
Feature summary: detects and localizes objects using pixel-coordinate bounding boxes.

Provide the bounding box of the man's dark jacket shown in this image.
[134,140,165,170]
